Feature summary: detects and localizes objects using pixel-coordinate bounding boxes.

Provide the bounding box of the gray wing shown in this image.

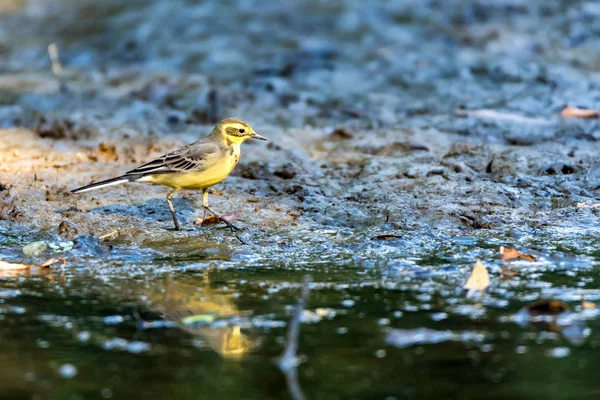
[125,141,223,176]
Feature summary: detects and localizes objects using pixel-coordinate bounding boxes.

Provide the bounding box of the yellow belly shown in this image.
[143,159,237,190]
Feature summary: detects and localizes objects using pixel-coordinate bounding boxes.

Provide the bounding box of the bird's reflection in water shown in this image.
[147,275,257,359]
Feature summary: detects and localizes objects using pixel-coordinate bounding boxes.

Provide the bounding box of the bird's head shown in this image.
[213,118,267,145]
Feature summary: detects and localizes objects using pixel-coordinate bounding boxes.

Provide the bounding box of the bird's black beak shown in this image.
[251,133,268,141]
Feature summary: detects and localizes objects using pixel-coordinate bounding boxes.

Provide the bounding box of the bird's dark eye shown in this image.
[239,128,245,133]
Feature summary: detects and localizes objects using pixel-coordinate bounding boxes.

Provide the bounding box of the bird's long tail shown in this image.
[71,175,136,194]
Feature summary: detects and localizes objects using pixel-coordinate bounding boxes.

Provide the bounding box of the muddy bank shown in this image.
[1,1,599,251]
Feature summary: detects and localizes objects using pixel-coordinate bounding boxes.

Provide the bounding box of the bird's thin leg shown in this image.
[201,188,209,221]
[202,188,241,232]
[166,190,180,231]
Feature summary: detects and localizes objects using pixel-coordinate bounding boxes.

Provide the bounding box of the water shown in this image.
[1,229,600,400]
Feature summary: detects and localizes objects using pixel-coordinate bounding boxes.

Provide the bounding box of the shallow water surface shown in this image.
[1,229,600,400]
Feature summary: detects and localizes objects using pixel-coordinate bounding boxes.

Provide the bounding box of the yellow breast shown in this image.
[143,146,240,190]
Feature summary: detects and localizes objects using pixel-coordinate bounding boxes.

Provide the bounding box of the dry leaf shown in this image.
[463,259,490,293]
[577,203,600,209]
[560,106,599,119]
[521,300,569,316]
[515,300,589,345]
[195,213,236,226]
[500,246,536,262]
[516,300,573,338]
[0,257,65,270]
[0,261,29,270]
[99,230,120,241]
[581,301,596,310]
[500,267,519,280]
[209,188,223,196]
[38,258,66,268]
[371,234,403,240]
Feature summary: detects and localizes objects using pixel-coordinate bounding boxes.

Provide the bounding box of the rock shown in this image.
[285,184,307,201]
[58,220,79,240]
[23,241,48,256]
[273,163,298,180]
[233,161,271,180]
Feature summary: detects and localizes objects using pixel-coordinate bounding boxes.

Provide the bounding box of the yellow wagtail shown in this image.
[72,118,267,231]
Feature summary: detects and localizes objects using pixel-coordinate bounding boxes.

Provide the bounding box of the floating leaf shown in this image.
[0,257,64,270]
[463,259,490,293]
[521,300,569,316]
[500,246,536,262]
[560,106,599,119]
[581,301,596,310]
[0,261,29,270]
[500,267,519,280]
[514,300,589,346]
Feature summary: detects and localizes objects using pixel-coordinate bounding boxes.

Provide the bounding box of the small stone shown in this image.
[57,220,78,240]
[273,163,298,179]
[23,241,48,256]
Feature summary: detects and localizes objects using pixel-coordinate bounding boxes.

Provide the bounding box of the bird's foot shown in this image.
[227,221,242,232]
[202,206,242,231]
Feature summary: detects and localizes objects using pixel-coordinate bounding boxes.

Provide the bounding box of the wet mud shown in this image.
[1,1,600,399]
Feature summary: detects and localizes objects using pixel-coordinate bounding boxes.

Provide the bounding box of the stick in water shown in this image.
[278,275,311,400]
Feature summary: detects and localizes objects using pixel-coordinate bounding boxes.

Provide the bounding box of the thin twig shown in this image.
[47,42,68,91]
[455,108,551,125]
[278,275,311,400]
[99,230,120,241]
